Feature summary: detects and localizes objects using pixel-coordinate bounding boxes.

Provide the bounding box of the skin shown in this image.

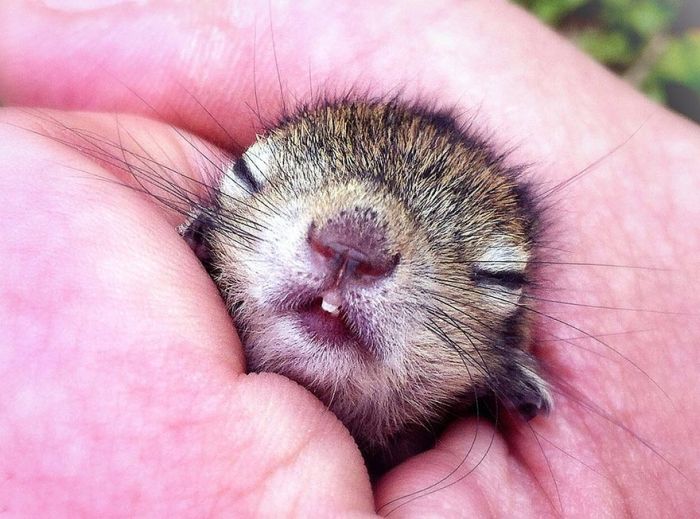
[0,0,698,517]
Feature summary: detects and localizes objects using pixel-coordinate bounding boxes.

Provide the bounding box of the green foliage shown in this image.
[515,0,700,120]
[519,0,587,24]
[575,28,634,63]
[650,30,700,90]
[599,0,676,38]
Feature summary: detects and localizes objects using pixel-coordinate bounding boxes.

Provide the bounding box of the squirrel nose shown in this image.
[308,219,400,287]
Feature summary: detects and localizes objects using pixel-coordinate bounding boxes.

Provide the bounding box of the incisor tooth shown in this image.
[321,298,340,315]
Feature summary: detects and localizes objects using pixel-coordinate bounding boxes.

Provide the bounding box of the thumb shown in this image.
[0,107,375,516]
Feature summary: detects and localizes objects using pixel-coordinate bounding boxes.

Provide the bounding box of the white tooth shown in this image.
[321,298,340,315]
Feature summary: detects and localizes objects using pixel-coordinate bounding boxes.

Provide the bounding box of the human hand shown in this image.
[1,1,698,516]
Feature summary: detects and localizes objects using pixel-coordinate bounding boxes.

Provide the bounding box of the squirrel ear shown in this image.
[496,352,554,421]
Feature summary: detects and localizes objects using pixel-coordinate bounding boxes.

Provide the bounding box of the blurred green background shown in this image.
[515,0,700,123]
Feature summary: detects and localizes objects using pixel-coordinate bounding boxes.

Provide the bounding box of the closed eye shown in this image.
[472,268,527,291]
[231,158,261,194]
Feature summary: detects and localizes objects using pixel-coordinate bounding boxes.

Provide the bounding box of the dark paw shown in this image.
[496,352,553,421]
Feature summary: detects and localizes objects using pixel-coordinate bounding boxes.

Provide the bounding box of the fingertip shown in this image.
[223,372,374,514]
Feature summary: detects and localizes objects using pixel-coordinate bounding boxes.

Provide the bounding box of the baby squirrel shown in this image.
[182,99,553,475]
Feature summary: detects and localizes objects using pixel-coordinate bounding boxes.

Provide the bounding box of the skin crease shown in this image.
[0,0,698,516]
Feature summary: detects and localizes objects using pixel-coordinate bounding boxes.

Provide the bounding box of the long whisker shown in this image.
[380,314,494,514]
[428,278,674,406]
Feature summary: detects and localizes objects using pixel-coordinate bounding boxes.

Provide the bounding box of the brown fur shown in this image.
[185,100,552,474]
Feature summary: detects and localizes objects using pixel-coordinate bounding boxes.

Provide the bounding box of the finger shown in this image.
[0,108,374,515]
[0,0,652,161]
[4,107,228,226]
[374,415,607,517]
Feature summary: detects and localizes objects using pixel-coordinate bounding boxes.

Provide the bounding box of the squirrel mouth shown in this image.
[267,289,379,355]
[295,297,356,345]
[292,297,388,357]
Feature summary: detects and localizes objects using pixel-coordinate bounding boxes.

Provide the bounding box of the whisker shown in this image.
[428,277,675,406]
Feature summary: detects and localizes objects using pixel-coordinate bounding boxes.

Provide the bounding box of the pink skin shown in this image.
[0,0,698,517]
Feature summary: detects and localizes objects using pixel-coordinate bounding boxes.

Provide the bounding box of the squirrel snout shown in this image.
[307,217,399,289]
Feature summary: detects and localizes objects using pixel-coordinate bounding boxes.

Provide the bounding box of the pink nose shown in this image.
[308,220,399,286]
